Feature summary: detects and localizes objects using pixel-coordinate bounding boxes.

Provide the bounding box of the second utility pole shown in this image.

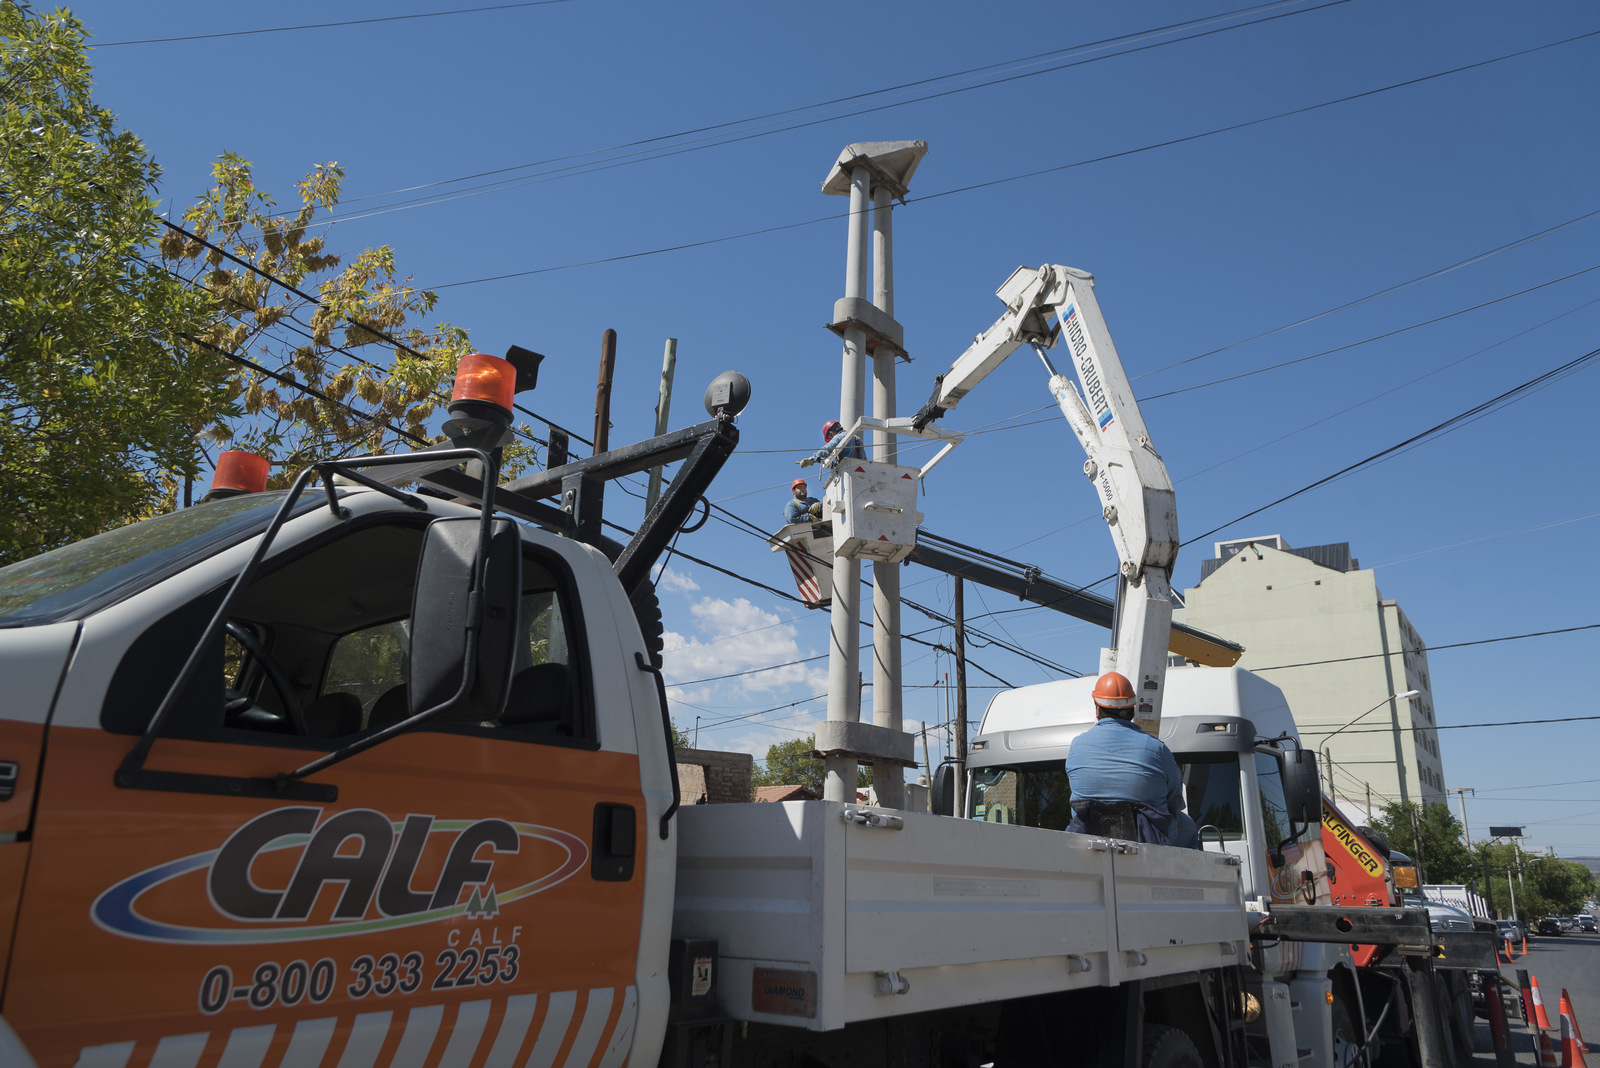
[594,328,617,455]
[953,576,968,817]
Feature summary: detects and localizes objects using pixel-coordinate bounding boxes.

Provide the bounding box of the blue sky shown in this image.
[68,0,1600,853]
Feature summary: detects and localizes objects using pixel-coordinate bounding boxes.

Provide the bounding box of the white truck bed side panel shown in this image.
[844,811,1113,973]
[674,802,1248,1032]
[1108,842,1249,983]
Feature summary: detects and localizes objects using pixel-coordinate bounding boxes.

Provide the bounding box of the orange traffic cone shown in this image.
[1561,994,1589,1068]
[1564,991,1587,1045]
[1506,937,1518,960]
[1533,975,1556,1029]
[1543,1030,1563,1068]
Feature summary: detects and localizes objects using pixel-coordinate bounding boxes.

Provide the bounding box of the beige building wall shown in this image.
[1172,539,1444,818]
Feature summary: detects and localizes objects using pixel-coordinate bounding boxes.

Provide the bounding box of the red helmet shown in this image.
[1092,671,1136,710]
[823,419,843,441]
[791,478,807,491]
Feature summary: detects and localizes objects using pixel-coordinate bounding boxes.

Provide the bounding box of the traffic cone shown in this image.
[1561,995,1589,1068]
[1543,1030,1562,1068]
[1506,936,1518,960]
[1563,991,1586,1045]
[1533,975,1556,1029]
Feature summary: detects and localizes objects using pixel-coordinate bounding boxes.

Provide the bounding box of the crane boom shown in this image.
[913,264,1179,731]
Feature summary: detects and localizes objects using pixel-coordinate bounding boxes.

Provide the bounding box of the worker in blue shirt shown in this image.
[1064,672,1200,848]
[798,419,864,469]
[784,478,821,525]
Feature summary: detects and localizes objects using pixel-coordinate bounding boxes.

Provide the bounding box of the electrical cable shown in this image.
[95,1,577,47]
[1250,623,1599,673]
[1172,343,1600,564]
[1140,262,1600,401]
[423,26,1600,290]
[155,217,593,447]
[298,1,1348,228]
[1301,714,1600,737]
[1134,206,1600,381]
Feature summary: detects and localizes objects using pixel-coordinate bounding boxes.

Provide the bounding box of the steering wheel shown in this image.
[224,621,307,735]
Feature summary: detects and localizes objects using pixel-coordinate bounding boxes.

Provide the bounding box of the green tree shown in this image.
[752,735,872,793]
[158,154,537,482]
[0,2,230,564]
[670,720,691,750]
[1370,801,1476,885]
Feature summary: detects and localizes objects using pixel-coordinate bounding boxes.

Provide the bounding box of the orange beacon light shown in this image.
[204,450,270,500]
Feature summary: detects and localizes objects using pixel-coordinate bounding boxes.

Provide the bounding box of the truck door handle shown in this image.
[591,803,636,882]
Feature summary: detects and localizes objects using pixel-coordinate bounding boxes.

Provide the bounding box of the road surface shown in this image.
[1470,929,1599,1066]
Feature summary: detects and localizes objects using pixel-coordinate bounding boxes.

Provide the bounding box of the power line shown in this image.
[94,1,577,47]
[1251,622,1600,673]
[1140,262,1600,401]
[424,26,1600,290]
[308,1,1346,227]
[1178,343,1600,554]
[1301,713,1600,737]
[155,218,593,448]
[1134,206,1600,381]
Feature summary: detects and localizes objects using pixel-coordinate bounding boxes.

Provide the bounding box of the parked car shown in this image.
[1498,919,1526,942]
[1537,917,1565,935]
[1581,915,1598,933]
[1558,916,1581,931]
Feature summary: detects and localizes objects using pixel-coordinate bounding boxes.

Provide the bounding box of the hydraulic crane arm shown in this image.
[914,264,1180,731]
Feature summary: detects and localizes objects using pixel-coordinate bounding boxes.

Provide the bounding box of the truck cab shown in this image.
[965,665,1329,910]
[0,484,678,1066]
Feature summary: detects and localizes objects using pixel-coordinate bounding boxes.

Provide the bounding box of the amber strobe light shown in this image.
[208,451,270,497]
[451,353,517,415]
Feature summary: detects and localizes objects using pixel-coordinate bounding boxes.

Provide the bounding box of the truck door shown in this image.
[7,509,645,1068]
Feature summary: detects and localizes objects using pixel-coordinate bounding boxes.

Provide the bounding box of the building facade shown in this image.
[1172,535,1445,819]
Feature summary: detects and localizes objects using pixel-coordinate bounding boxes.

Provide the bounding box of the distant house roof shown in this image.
[754,785,820,803]
[1198,540,1360,584]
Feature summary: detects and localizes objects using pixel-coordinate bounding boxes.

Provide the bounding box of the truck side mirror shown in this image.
[409,517,522,721]
[1280,747,1321,826]
[931,763,956,817]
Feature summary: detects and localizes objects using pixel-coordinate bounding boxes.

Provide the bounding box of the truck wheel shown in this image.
[1331,998,1362,1067]
[1142,1025,1203,1068]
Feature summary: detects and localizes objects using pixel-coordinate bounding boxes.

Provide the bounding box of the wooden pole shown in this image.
[594,328,617,456]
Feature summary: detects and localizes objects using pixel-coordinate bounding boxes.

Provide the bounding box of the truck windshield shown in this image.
[970,763,1073,830]
[1181,754,1246,842]
[0,493,316,628]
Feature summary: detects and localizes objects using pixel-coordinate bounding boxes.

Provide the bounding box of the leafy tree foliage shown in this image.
[1370,801,1476,885]
[158,155,537,482]
[752,734,872,793]
[0,3,229,564]
[1474,841,1597,920]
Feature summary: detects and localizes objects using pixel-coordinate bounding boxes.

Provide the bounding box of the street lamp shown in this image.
[1320,689,1421,814]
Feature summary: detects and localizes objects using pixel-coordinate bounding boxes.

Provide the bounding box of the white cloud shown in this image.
[662,595,825,699]
[657,567,699,594]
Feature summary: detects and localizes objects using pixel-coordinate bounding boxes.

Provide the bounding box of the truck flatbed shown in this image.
[672,801,1248,1032]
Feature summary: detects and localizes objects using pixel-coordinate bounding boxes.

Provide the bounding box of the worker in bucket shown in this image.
[784,478,822,525]
[1063,672,1200,848]
[797,418,864,469]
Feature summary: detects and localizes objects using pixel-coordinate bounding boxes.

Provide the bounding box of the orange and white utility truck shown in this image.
[0,342,1474,1068]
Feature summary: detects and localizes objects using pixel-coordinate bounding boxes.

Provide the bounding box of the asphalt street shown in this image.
[1470,930,1599,1066]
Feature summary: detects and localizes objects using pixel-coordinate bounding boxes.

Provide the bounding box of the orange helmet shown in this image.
[1092,671,1136,710]
[791,478,807,492]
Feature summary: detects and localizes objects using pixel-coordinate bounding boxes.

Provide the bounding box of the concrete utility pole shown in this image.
[1447,786,1475,848]
[869,179,904,809]
[645,338,677,512]
[816,141,927,806]
[820,163,870,804]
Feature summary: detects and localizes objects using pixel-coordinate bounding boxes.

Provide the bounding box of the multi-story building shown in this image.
[1172,535,1445,820]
